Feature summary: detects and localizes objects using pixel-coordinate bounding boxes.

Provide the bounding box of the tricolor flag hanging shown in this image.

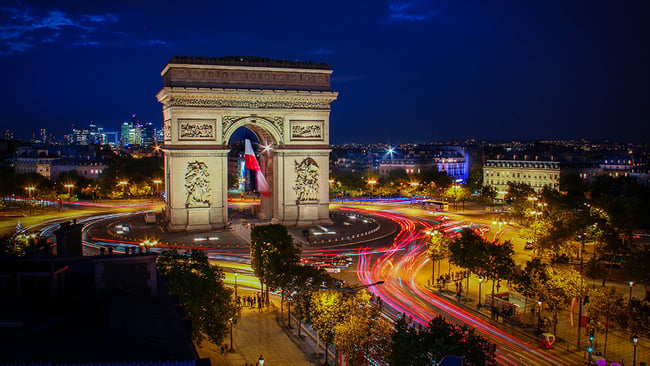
[244,139,271,197]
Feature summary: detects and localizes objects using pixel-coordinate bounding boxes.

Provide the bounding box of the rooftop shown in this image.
[168,56,330,70]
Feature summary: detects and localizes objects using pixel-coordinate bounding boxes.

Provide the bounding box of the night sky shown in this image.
[1,0,648,144]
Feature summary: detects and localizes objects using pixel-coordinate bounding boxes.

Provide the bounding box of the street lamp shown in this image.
[632,334,638,366]
[25,186,35,215]
[119,181,128,198]
[153,179,162,199]
[629,281,634,331]
[478,276,484,308]
[234,270,238,297]
[229,317,234,352]
[64,184,74,196]
[537,300,543,331]
[367,180,377,200]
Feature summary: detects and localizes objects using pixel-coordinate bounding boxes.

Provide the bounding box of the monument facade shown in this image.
[156,56,338,231]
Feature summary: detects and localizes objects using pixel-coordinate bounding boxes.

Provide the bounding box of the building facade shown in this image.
[483,159,560,193]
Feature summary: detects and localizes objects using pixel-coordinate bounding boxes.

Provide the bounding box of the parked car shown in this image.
[524,241,534,250]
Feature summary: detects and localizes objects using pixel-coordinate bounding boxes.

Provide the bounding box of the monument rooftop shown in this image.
[162,56,332,92]
[169,56,330,70]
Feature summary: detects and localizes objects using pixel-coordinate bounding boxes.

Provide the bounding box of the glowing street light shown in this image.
[478,276,484,308]
[153,179,162,199]
[25,186,35,198]
[367,179,377,200]
[64,184,74,196]
[119,181,128,198]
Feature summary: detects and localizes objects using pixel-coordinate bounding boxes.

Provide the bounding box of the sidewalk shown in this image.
[196,291,324,366]
[417,257,649,366]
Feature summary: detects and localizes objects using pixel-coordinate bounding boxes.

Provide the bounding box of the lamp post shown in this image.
[153,179,162,200]
[119,181,128,199]
[368,179,377,200]
[537,300,543,332]
[229,317,234,352]
[25,186,35,215]
[632,334,638,366]
[478,276,484,308]
[629,281,634,331]
[64,184,74,196]
[234,270,238,297]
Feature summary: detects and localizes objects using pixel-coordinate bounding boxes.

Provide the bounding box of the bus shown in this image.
[422,200,449,211]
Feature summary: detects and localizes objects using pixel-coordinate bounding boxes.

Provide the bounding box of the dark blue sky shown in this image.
[1,0,648,144]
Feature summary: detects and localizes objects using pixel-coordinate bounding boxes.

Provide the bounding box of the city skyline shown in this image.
[1,0,648,144]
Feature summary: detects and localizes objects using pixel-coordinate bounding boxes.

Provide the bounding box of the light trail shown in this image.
[353,208,571,365]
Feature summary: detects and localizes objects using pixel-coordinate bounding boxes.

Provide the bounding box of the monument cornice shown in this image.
[161,63,333,76]
[157,88,337,110]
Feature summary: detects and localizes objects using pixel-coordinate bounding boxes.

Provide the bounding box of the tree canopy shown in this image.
[156,248,238,345]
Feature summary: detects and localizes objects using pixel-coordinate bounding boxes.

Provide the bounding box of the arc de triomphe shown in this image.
[156,56,338,231]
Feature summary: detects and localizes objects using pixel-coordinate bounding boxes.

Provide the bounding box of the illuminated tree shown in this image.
[585,287,627,357]
[156,248,238,345]
[533,265,583,335]
[426,230,451,281]
[334,290,392,365]
[311,289,345,365]
[510,259,546,324]
[291,265,335,338]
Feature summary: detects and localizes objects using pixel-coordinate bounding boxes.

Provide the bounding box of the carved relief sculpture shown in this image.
[185,161,211,206]
[293,157,319,201]
[163,120,171,141]
[179,119,215,139]
[290,120,324,140]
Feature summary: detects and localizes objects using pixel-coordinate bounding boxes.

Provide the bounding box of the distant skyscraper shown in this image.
[141,121,156,146]
[40,128,47,143]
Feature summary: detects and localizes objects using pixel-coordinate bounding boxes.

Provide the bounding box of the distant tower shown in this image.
[40,128,47,143]
[5,130,14,140]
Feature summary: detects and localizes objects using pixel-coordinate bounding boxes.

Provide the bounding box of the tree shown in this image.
[250,224,300,302]
[510,259,546,324]
[449,229,487,275]
[390,315,428,366]
[156,248,238,345]
[311,289,345,365]
[482,240,515,298]
[426,230,451,282]
[626,243,650,300]
[533,265,583,335]
[449,229,490,299]
[390,315,497,366]
[291,265,335,337]
[334,290,392,365]
[585,287,627,357]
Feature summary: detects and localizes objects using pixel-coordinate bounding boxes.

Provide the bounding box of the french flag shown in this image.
[244,139,271,197]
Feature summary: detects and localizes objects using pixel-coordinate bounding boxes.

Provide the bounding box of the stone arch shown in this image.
[222,116,283,146]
